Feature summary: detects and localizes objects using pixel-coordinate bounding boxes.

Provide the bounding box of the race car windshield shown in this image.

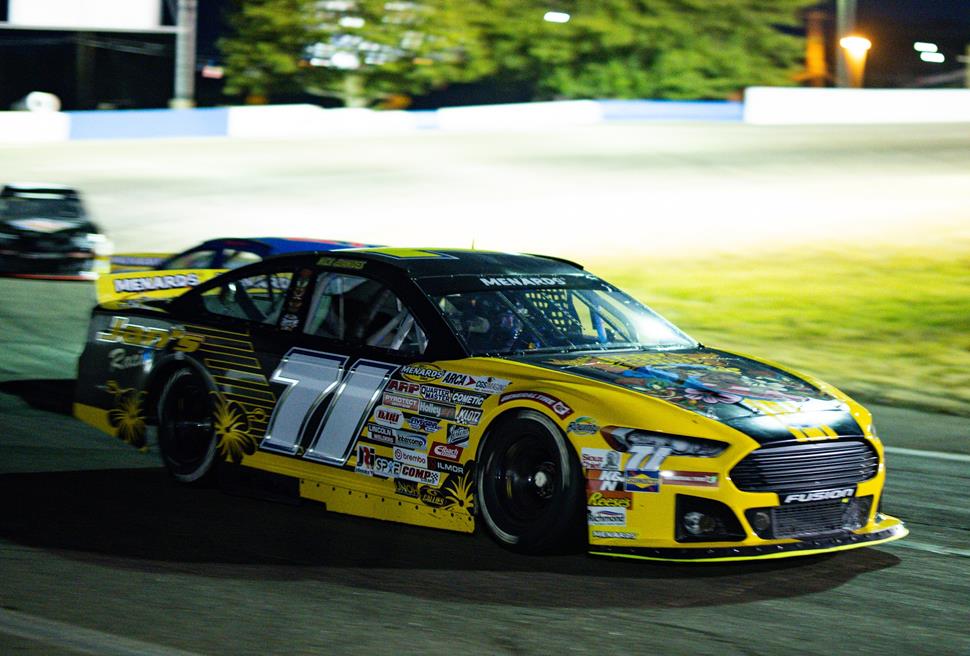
[1,196,83,219]
[433,287,696,356]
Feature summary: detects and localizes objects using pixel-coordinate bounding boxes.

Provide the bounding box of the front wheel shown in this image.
[157,368,217,484]
[476,410,584,554]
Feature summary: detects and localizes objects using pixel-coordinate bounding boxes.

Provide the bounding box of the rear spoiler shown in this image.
[95,268,225,305]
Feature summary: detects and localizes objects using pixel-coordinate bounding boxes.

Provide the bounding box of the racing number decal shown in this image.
[261,348,398,465]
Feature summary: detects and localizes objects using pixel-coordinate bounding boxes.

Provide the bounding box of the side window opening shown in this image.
[305,272,427,354]
[201,270,294,326]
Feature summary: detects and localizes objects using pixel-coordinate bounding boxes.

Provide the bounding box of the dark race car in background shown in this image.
[100,236,378,304]
[0,183,111,280]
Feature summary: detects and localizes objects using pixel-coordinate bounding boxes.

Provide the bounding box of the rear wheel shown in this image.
[157,368,217,484]
[476,410,584,553]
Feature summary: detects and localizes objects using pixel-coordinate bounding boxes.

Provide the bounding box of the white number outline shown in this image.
[261,347,398,465]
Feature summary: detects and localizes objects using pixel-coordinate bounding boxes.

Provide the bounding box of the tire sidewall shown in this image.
[157,367,218,484]
[476,409,583,553]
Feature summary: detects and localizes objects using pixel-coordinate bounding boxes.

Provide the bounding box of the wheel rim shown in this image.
[490,432,562,524]
[160,373,213,472]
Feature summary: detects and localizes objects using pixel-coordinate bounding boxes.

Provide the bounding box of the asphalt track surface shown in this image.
[1,123,969,654]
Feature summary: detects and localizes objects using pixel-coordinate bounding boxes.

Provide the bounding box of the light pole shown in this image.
[835,0,857,87]
[839,36,871,88]
[170,0,197,108]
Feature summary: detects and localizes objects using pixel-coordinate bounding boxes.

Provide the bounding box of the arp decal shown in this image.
[97,316,204,352]
[498,391,573,419]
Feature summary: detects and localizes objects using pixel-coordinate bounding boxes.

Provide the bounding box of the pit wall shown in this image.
[0,88,968,143]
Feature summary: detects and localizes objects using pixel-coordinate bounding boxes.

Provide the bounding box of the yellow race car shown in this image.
[74,247,907,562]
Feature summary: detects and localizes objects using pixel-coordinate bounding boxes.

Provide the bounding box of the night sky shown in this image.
[0,0,968,109]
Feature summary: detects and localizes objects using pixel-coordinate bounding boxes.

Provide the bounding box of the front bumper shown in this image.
[590,516,907,562]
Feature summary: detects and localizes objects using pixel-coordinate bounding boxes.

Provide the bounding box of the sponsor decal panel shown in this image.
[386,379,420,396]
[455,407,483,426]
[406,415,442,434]
[393,447,428,468]
[581,448,622,471]
[498,391,573,419]
[394,431,428,451]
[418,400,457,420]
[316,256,366,270]
[97,316,203,352]
[365,423,396,446]
[625,471,660,493]
[451,390,487,408]
[783,487,855,504]
[586,491,633,508]
[395,479,419,499]
[355,445,396,478]
[383,393,420,411]
[568,416,600,436]
[107,347,148,371]
[419,384,452,403]
[430,442,463,462]
[586,469,625,492]
[419,487,448,507]
[447,423,470,445]
[592,530,638,540]
[373,405,404,429]
[429,458,465,475]
[440,371,510,394]
[402,364,445,383]
[587,507,627,526]
[661,471,719,488]
[397,463,442,487]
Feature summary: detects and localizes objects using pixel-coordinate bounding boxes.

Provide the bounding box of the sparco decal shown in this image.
[455,407,483,426]
[498,391,573,419]
[401,364,445,383]
[430,442,463,462]
[447,424,470,445]
[373,405,404,429]
[783,488,855,504]
[97,316,203,352]
[586,491,633,508]
[479,276,567,287]
[113,272,200,293]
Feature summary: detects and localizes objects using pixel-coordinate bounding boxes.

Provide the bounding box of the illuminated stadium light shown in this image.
[839,36,872,57]
[913,42,939,53]
[543,11,571,23]
[920,52,946,63]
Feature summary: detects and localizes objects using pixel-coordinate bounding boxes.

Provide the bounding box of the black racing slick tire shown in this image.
[476,410,585,554]
[157,368,218,484]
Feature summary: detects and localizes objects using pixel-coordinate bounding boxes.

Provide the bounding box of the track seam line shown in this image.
[881,540,970,559]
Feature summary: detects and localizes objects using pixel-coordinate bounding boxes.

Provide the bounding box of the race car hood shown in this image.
[513,348,864,441]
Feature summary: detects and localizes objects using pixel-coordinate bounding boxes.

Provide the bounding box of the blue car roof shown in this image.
[197,237,376,255]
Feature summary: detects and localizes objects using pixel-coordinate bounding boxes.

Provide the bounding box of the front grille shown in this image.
[762,496,871,539]
[730,438,878,493]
